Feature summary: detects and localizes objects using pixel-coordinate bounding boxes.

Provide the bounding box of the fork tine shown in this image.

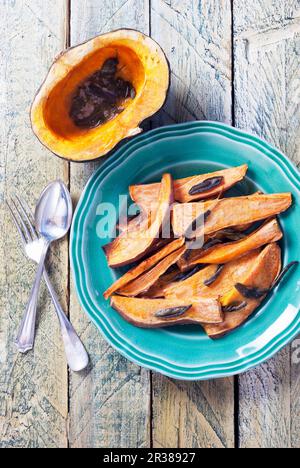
[10,198,33,243]
[15,195,38,239]
[6,201,27,246]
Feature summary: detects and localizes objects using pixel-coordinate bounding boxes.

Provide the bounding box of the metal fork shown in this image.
[7,195,89,372]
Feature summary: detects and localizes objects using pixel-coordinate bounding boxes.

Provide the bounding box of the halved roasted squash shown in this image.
[104,173,173,267]
[103,237,184,299]
[179,218,283,270]
[118,245,186,296]
[111,296,223,327]
[129,165,248,212]
[172,193,292,238]
[204,243,282,337]
[31,29,170,161]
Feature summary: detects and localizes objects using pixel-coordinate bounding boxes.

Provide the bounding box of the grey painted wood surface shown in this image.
[233,0,300,448]
[0,0,299,448]
[0,0,69,448]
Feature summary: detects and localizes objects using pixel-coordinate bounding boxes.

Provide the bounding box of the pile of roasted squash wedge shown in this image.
[103,165,297,338]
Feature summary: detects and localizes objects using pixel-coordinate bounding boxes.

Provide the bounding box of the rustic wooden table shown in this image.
[1,0,299,449]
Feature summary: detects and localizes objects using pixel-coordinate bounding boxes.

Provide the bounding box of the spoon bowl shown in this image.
[35,180,72,242]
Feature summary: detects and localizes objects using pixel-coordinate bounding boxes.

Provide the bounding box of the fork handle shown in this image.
[15,241,49,353]
[43,270,89,372]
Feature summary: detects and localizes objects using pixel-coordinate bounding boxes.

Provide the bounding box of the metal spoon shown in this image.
[16,181,89,371]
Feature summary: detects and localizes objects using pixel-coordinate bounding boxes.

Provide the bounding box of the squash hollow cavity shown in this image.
[31,30,170,161]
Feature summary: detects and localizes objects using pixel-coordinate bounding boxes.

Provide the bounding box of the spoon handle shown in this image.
[15,241,49,353]
[43,270,89,372]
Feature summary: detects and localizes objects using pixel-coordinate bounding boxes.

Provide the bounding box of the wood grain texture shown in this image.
[68,0,151,448]
[233,0,300,448]
[291,338,300,448]
[150,0,234,448]
[234,0,300,165]
[0,0,69,448]
[152,376,234,448]
[151,0,232,127]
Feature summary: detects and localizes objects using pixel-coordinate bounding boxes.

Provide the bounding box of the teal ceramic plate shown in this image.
[70,121,300,380]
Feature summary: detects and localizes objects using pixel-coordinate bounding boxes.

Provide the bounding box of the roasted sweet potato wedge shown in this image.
[175,164,248,202]
[111,296,224,327]
[204,243,282,337]
[116,214,143,233]
[118,245,186,297]
[172,193,292,238]
[220,243,281,307]
[129,165,248,212]
[162,250,262,300]
[144,266,187,298]
[179,218,283,269]
[103,238,185,299]
[103,173,173,267]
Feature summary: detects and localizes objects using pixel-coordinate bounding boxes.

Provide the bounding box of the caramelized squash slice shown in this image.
[119,245,186,296]
[129,165,248,212]
[161,250,262,300]
[220,243,282,307]
[204,243,282,337]
[104,173,173,267]
[111,296,224,327]
[179,218,283,270]
[172,193,292,238]
[116,214,143,233]
[103,237,185,299]
[143,266,186,298]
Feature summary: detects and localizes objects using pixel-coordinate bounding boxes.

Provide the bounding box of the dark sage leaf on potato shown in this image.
[235,283,269,299]
[223,301,248,313]
[185,209,212,240]
[204,264,225,286]
[173,265,203,282]
[202,238,223,251]
[155,305,192,319]
[189,176,224,195]
[235,262,299,300]
[219,229,248,241]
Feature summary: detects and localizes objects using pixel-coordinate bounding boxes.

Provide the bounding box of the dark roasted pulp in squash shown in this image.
[69,58,136,129]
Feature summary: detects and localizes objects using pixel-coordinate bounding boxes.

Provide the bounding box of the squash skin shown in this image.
[31,29,170,162]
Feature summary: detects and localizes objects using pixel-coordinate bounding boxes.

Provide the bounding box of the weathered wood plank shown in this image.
[291,338,300,448]
[68,0,151,448]
[0,0,69,448]
[151,0,232,127]
[150,0,234,448]
[233,0,300,448]
[152,376,234,448]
